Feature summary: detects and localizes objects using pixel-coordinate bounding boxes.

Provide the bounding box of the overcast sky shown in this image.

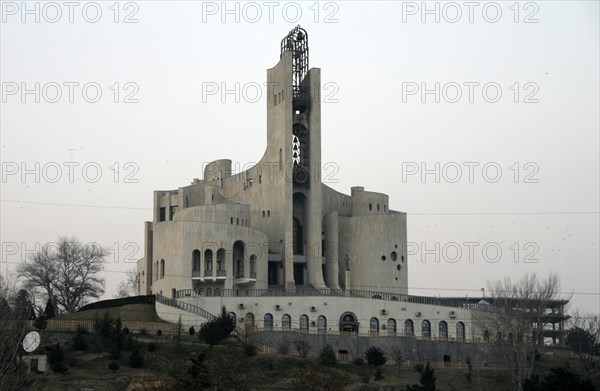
[1,1,598,314]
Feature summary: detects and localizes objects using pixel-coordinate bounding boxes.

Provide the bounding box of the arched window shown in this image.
[264,313,273,328]
[217,248,225,272]
[456,322,465,341]
[387,318,397,334]
[214,288,220,296]
[206,287,212,297]
[370,317,379,333]
[282,314,291,329]
[404,319,414,335]
[192,250,201,273]
[160,259,165,278]
[439,321,448,339]
[228,312,236,324]
[317,315,327,333]
[233,241,245,278]
[250,254,257,277]
[340,312,358,333]
[204,249,213,272]
[299,315,309,331]
[483,330,490,342]
[422,320,431,338]
[244,313,255,328]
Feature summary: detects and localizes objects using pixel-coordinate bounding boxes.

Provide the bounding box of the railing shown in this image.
[156,293,216,321]
[156,294,247,343]
[246,326,485,344]
[174,288,491,311]
[2,319,180,333]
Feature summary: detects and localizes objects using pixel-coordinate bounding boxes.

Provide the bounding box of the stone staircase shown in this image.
[155,293,216,324]
[155,294,248,341]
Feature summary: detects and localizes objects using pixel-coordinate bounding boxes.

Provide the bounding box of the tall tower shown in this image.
[266,26,326,289]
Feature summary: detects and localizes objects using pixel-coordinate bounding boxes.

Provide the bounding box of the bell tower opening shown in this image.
[282,26,311,187]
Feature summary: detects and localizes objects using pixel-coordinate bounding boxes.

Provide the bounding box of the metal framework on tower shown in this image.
[280,25,309,102]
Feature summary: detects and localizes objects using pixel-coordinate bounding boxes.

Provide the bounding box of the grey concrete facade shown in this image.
[137,28,408,298]
[137,27,481,340]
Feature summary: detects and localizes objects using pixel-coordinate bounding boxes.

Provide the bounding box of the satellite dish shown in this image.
[22,331,41,353]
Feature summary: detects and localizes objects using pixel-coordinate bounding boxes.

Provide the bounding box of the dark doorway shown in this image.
[293,217,303,255]
[340,312,359,332]
[268,262,278,285]
[294,263,304,285]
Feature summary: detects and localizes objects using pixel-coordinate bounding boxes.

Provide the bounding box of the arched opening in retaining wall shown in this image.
[339,312,359,332]
[404,319,414,335]
[264,313,273,328]
[387,318,397,334]
[244,312,255,328]
[457,322,465,341]
[317,315,327,333]
[282,314,291,329]
[299,314,309,331]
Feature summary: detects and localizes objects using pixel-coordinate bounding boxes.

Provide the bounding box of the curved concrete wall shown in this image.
[339,213,408,294]
[174,295,475,340]
[151,219,269,295]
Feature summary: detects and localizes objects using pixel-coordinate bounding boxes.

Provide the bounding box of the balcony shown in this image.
[234,272,257,286]
[191,269,226,283]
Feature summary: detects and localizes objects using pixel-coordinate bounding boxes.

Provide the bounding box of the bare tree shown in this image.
[565,309,600,380]
[114,268,138,298]
[16,237,108,314]
[0,272,31,391]
[473,272,565,391]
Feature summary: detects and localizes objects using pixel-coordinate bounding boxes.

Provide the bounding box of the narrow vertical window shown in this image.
[370,317,379,333]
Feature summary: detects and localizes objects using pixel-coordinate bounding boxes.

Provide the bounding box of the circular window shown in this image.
[381,255,386,261]
[395,244,398,249]
[391,251,397,261]
[397,265,401,271]
[401,255,405,263]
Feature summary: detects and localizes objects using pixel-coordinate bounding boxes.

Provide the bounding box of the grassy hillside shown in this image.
[30,301,597,390]
[53,304,163,322]
[28,331,600,391]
